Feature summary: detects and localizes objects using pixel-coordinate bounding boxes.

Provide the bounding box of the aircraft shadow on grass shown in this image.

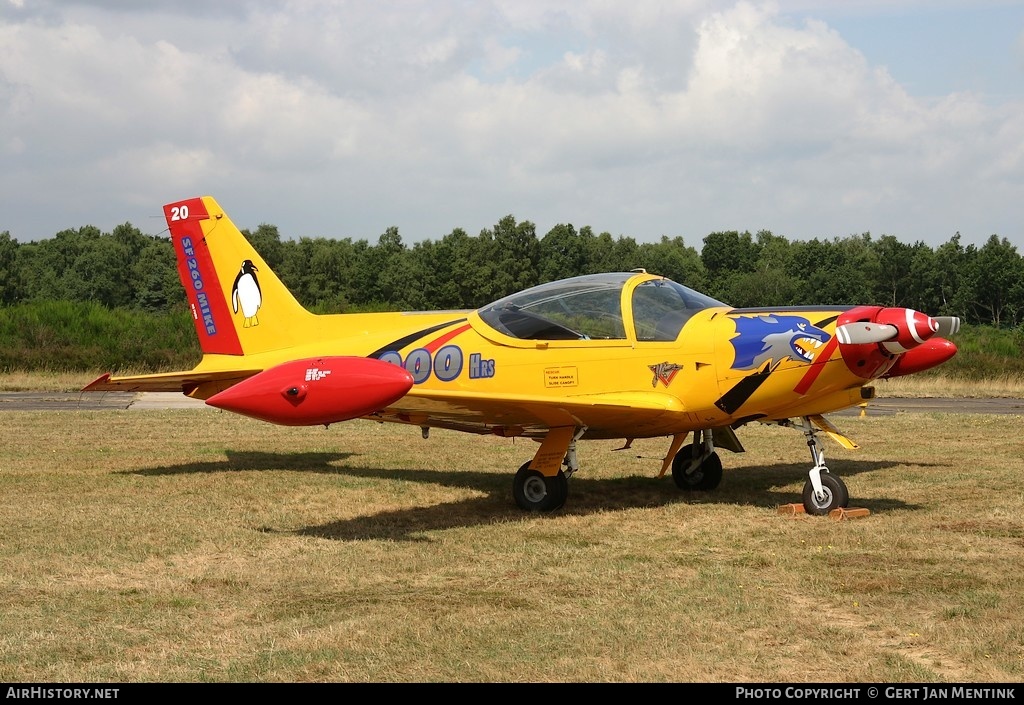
[121,452,944,541]
[123,451,358,476]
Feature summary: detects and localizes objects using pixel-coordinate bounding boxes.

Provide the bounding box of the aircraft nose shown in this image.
[835,307,960,353]
[876,307,938,354]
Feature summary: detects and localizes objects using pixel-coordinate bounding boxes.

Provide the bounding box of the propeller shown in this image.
[835,322,898,345]
[934,316,960,338]
[835,307,961,377]
[835,311,961,349]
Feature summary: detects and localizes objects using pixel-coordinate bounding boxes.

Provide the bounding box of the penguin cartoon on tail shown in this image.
[231,259,262,327]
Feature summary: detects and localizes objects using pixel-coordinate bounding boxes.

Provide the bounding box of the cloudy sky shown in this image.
[2,0,1022,249]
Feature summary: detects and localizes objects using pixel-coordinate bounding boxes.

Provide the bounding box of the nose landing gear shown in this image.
[791,416,850,515]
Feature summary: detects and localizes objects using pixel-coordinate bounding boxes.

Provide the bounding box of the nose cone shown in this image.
[877,308,938,354]
[835,305,960,380]
[208,356,414,426]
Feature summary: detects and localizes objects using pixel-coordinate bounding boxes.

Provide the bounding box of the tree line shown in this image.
[1,217,1022,327]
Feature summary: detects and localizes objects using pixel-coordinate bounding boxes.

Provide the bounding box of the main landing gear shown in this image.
[510,418,852,515]
[512,427,584,512]
[513,461,569,512]
[671,429,723,491]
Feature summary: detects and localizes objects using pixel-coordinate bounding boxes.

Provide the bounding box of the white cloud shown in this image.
[0,0,1020,246]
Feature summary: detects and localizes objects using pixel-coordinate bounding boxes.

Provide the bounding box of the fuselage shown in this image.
[191,272,893,439]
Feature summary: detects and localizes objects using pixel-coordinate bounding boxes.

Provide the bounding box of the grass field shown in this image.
[1,402,1023,682]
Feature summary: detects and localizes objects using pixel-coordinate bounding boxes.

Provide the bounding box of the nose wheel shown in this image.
[792,416,851,515]
[802,472,849,515]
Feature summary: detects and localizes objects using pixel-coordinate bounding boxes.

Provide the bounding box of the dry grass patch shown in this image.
[874,373,1024,398]
[1,407,1023,682]
[0,371,100,392]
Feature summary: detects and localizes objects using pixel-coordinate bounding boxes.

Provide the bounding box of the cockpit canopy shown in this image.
[477,272,726,342]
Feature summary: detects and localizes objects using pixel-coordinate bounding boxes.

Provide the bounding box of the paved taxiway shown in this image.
[0,392,1021,415]
[0,391,206,411]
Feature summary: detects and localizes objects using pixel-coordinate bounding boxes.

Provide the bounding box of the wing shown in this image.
[373,387,685,439]
[86,369,683,439]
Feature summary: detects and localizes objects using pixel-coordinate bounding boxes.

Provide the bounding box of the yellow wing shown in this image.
[374,388,686,439]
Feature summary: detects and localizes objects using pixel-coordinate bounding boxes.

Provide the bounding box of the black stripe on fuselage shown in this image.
[715,361,774,415]
[366,318,469,359]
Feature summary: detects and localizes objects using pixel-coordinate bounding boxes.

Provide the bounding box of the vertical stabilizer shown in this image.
[164,196,314,356]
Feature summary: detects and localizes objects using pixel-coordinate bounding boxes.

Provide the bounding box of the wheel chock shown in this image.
[777,504,871,519]
[829,507,870,520]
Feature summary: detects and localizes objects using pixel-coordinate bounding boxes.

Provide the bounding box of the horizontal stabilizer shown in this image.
[83,370,261,395]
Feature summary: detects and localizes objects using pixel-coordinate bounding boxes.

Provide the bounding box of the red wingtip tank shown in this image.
[206,356,414,426]
[881,338,958,378]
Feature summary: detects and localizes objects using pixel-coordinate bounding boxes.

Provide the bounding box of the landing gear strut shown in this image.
[793,416,850,515]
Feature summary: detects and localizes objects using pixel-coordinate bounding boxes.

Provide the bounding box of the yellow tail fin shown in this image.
[165,196,314,356]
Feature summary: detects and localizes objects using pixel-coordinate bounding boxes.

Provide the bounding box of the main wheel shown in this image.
[671,445,723,491]
[802,472,849,515]
[513,461,569,512]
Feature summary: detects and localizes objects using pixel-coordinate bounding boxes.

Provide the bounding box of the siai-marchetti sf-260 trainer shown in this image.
[85,196,960,515]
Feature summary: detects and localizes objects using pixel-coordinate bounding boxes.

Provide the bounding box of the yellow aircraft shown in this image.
[85,196,961,515]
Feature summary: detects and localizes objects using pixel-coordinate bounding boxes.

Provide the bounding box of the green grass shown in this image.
[0,301,199,372]
[1,409,1022,682]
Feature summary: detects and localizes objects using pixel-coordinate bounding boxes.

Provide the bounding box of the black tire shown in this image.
[835,473,850,508]
[672,447,723,491]
[513,461,569,512]
[802,472,849,515]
